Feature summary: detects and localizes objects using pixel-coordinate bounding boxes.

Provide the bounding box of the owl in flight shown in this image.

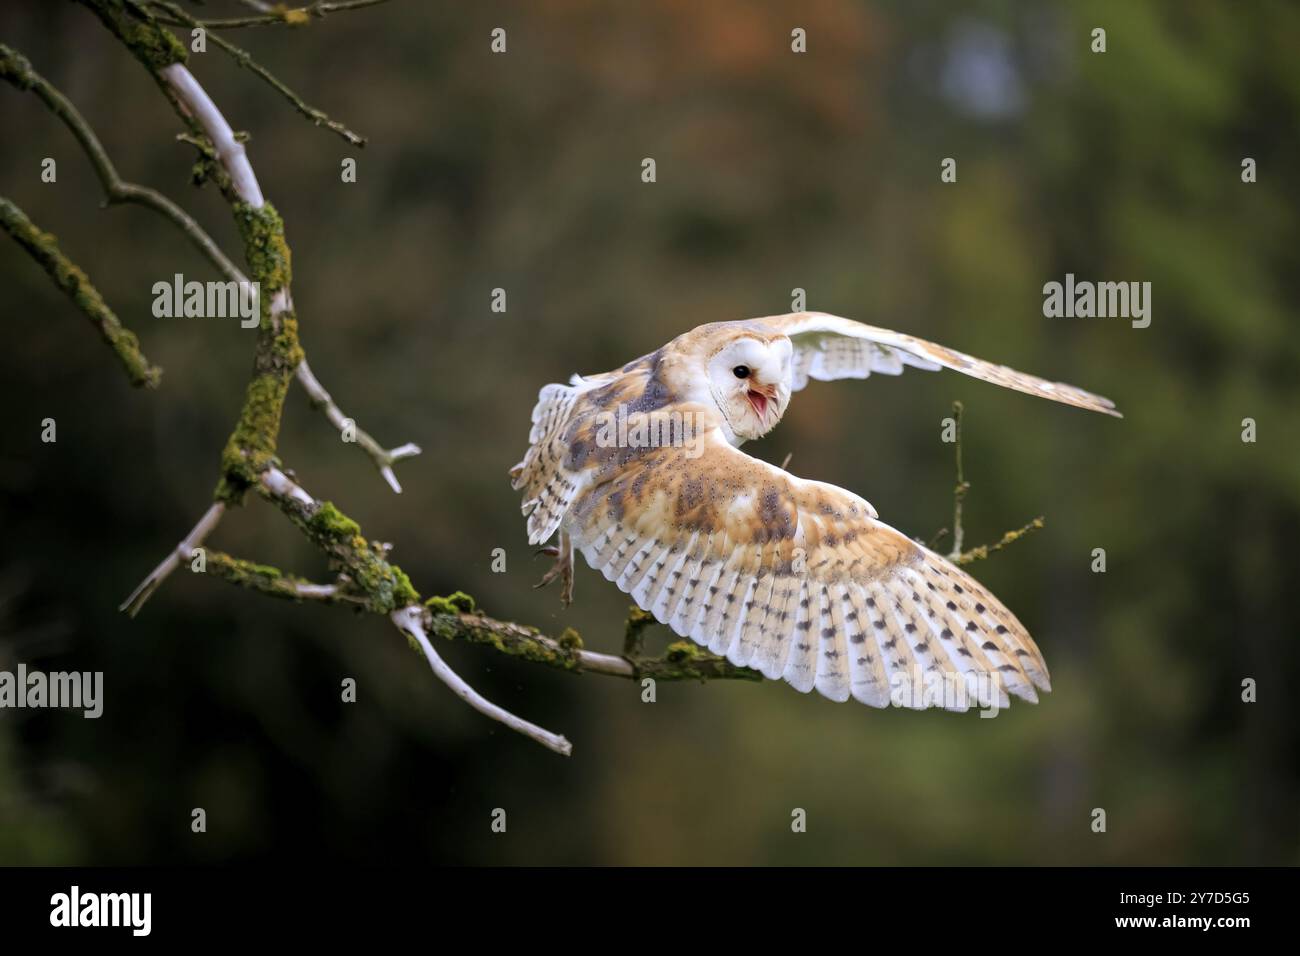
[511,313,1119,711]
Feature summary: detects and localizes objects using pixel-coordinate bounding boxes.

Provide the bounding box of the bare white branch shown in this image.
[574,649,636,677]
[293,582,338,600]
[260,466,315,506]
[117,66,270,618]
[295,359,421,493]
[119,502,226,617]
[260,470,572,754]
[391,606,573,756]
[160,63,264,208]
[159,64,296,340]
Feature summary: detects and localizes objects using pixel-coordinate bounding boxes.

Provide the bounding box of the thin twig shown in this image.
[956,517,1045,566]
[392,606,573,756]
[203,549,362,603]
[946,400,969,561]
[296,359,421,493]
[155,0,391,30]
[623,605,654,657]
[930,400,1044,565]
[0,197,161,388]
[0,44,246,285]
[119,503,226,617]
[150,1,367,146]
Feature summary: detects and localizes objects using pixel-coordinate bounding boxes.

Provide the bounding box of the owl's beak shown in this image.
[746,383,777,419]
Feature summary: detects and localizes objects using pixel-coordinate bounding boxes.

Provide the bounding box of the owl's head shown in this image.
[703,332,793,442]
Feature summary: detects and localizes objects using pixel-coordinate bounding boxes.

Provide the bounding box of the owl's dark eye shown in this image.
[733,365,751,379]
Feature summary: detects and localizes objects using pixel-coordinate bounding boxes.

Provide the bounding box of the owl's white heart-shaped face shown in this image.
[705,335,792,443]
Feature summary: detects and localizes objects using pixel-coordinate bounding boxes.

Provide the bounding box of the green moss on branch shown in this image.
[262,490,420,613]
[205,551,315,601]
[0,43,37,90]
[421,602,761,683]
[623,605,655,656]
[75,0,187,70]
[150,0,367,146]
[635,641,763,683]
[215,202,304,502]
[425,591,477,615]
[0,197,160,388]
[956,516,1045,566]
[618,604,761,682]
[427,610,587,673]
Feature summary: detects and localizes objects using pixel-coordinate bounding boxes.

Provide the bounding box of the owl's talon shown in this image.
[532,533,574,607]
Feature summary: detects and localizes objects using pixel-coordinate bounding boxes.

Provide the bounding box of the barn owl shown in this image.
[510,312,1119,711]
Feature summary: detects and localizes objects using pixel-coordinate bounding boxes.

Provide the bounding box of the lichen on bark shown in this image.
[427,610,587,673]
[205,552,306,601]
[214,202,304,502]
[0,197,160,388]
[74,0,187,71]
[263,491,421,613]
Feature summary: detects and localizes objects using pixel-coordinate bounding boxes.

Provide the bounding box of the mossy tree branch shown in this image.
[251,467,761,684]
[75,0,188,71]
[955,517,1045,566]
[148,1,369,146]
[212,200,304,504]
[0,32,413,494]
[203,549,356,604]
[0,197,161,387]
[0,42,244,285]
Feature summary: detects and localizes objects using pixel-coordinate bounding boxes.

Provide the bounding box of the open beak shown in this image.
[746,384,776,420]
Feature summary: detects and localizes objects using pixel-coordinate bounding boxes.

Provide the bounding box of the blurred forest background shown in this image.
[1,0,1297,865]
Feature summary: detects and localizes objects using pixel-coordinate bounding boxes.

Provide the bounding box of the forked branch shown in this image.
[930,400,1045,565]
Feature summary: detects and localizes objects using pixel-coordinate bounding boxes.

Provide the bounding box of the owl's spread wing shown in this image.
[513,355,676,546]
[567,430,1050,710]
[755,312,1120,417]
[511,375,608,544]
